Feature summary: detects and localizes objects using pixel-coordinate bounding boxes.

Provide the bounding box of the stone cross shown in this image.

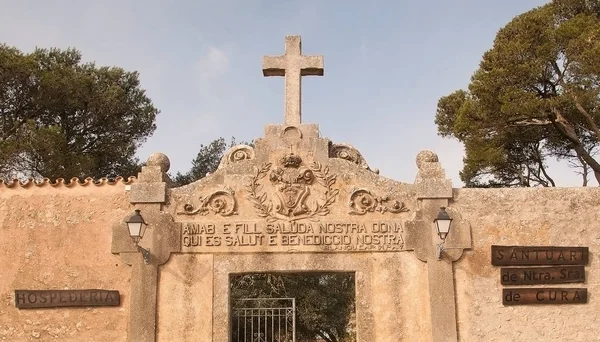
[263,35,324,126]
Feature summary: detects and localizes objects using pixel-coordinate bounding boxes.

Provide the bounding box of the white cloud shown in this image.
[194,45,230,81]
[360,39,367,57]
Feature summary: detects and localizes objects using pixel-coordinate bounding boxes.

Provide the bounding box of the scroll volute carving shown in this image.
[219,144,255,168]
[349,189,409,215]
[177,187,238,217]
[329,143,379,174]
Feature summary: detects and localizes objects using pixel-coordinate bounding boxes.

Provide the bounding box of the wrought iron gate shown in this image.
[231,298,296,342]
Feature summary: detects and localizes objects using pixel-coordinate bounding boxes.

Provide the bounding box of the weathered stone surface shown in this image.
[130,179,167,203]
[128,259,158,342]
[452,187,600,341]
[129,153,171,204]
[263,36,324,126]
[170,126,416,255]
[211,253,430,341]
[147,152,171,173]
[3,148,600,342]
[157,254,213,342]
[0,183,131,342]
[112,204,180,266]
[329,142,379,173]
[218,144,255,169]
[414,150,453,199]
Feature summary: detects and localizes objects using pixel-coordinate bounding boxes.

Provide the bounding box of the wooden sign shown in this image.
[491,246,588,266]
[503,288,587,305]
[15,290,120,309]
[501,266,585,285]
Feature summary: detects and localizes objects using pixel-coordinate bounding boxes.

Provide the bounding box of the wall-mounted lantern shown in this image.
[126,209,151,264]
[433,207,453,260]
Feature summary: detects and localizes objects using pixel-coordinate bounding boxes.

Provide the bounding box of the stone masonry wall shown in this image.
[1,177,600,341]
[0,181,132,342]
[453,187,600,341]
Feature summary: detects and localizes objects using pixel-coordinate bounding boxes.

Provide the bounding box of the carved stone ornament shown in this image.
[247,154,339,222]
[218,144,255,168]
[177,188,238,217]
[329,143,379,174]
[349,189,409,215]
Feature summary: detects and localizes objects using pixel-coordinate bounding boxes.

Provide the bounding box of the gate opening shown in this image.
[230,272,356,342]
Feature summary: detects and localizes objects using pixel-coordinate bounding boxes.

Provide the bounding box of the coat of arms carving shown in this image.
[247,154,339,222]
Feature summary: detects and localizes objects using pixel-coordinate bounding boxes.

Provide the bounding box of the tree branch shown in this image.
[552,57,600,144]
[509,117,553,126]
[550,108,600,184]
[317,331,335,342]
[551,60,566,86]
[572,94,600,140]
[577,154,589,186]
[538,163,554,186]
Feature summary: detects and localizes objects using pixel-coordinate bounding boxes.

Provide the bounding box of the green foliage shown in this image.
[435,0,600,187]
[0,44,158,180]
[173,137,251,186]
[231,273,356,342]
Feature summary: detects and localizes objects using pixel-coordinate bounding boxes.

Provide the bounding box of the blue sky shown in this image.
[2,0,580,187]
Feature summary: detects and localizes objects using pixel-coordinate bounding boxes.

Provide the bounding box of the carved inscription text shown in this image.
[180,220,405,253]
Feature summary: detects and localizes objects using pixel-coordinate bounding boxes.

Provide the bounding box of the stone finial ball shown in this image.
[146,153,171,172]
[416,150,439,169]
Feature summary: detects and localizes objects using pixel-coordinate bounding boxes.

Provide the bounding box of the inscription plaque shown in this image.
[180,220,406,253]
[500,266,585,285]
[15,290,120,309]
[502,288,587,305]
[491,245,588,266]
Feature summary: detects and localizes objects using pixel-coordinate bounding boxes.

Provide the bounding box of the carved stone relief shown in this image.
[247,153,339,222]
[329,143,379,174]
[177,187,238,217]
[349,189,409,215]
[218,144,255,168]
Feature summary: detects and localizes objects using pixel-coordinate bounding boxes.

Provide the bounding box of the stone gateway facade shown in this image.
[1,36,598,341]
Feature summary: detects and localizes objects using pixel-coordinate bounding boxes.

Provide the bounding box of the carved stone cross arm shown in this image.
[263,35,324,126]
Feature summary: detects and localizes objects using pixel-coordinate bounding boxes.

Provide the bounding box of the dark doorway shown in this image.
[230,272,356,342]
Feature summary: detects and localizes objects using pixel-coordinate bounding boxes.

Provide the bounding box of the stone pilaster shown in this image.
[112,153,180,342]
[408,150,472,342]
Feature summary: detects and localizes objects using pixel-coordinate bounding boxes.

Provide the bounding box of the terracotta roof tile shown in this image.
[0,176,136,189]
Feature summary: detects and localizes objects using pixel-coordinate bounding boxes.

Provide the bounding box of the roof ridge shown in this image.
[0,176,136,189]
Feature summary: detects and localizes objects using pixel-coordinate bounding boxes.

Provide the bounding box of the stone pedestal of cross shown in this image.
[263,35,324,126]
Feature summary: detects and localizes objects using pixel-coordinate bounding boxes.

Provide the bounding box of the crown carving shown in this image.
[280,153,302,168]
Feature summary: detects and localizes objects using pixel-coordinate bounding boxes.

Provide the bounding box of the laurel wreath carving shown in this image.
[246,162,340,222]
[247,162,276,221]
[311,162,340,218]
